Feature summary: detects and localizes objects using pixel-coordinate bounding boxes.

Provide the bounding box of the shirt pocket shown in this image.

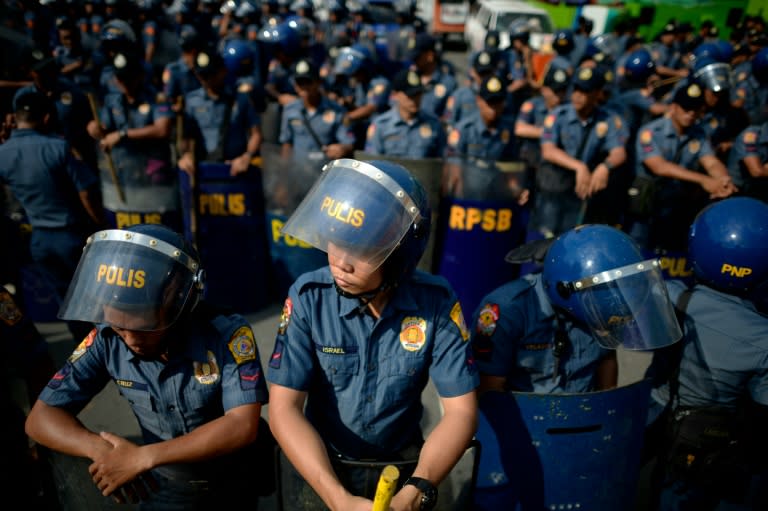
[183,383,222,427]
[383,355,428,408]
[317,351,360,392]
[118,387,162,435]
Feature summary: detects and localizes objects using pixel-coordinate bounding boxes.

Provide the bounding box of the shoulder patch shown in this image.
[544,113,556,128]
[450,301,470,341]
[278,297,293,335]
[521,101,533,113]
[238,82,253,93]
[475,303,500,336]
[640,129,653,145]
[0,289,22,325]
[68,329,97,363]
[448,128,460,146]
[228,326,257,364]
[743,130,757,145]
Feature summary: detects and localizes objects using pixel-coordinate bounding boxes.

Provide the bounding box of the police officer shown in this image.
[278,58,355,164]
[614,48,669,142]
[364,68,445,158]
[24,223,272,508]
[732,47,768,126]
[160,24,203,107]
[53,17,98,93]
[727,120,768,202]
[267,158,478,510]
[0,91,104,343]
[633,82,737,252]
[644,197,768,510]
[534,66,627,238]
[471,224,681,395]
[87,51,179,230]
[445,50,499,126]
[443,75,523,201]
[407,33,458,120]
[549,29,576,77]
[650,21,688,83]
[179,50,263,177]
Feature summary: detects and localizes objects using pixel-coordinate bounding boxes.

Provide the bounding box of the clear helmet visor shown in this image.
[280,159,422,271]
[569,259,682,350]
[58,230,200,331]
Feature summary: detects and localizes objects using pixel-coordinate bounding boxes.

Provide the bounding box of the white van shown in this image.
[464,0,556,51]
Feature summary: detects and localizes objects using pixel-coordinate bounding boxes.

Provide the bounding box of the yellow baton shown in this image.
[372,465,399,511]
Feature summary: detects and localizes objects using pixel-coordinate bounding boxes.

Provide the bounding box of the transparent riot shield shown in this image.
[261,143,328,298]
[354,151,443,274]
[474,378,653,511]
[436,157,529,314]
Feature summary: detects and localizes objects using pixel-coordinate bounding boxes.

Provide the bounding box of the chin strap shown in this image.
[333,280,393,315]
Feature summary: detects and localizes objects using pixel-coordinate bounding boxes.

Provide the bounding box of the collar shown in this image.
[528,273,555,318]
[10,128,39,138]
[336,276,419,318]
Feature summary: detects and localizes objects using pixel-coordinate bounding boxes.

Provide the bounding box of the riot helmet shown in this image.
[281,159,431,289]
[542,225,682,350]
[221,38,255,77]
[688,197,768,295]
[693,61,731,93]
[58,225,205,331]
[552,29,575,55]
[752,47,768,84]
[624,48,656,83]
[333,44,373,76]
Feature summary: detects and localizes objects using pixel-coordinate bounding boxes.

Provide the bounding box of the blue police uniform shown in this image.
[184,85,261,161]
[363,108,445,158]
[266,267,478,460]
[635,116,714,251]
[0,129,98,340]
[161,57,201,102]
[13,80,97,169]
[614,87,656,139]
[278,96,355,162]
[535,104,627,235]
[733,70,768,125]
[470,273,613,393]
[645,279,768,510]
[38,313,269,505]
[445,85,479,126]
[515,95,549,172]
[53,45,96,91]
[419,68,458,120]
[727,123,768,201]
[266,59,296,97]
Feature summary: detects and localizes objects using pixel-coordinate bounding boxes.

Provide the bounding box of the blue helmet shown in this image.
[690,42,722,67]
[752,47,768,84]
[552,29,575,55]
[542,225,681,350]
[281,159,431,288]
[714,39,734,63]
[624,48,656,82]
[689,197,768,295]
[221,38,255,76]
[58,224,205,331]
[333,44,373,75]
[257,21,301,56]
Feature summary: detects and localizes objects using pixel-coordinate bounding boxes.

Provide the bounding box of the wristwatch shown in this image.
[404,476,438,510]
[118,128,128,140]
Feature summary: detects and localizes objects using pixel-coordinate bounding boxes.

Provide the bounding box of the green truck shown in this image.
[528,0,765,40]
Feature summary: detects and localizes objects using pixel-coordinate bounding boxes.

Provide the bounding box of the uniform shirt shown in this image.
[516,95,550,164]
[266,60,295,96]
[419,67,458,120]
[470,273,612,394]
[727,123,768,198]
[445,85,479,126]
[0,129,97,229]
[445,111,517,163]
[635,115,714,178]
[649,280,768,412]
[279,97,355,161]
[266,267,478,460]
[53,45,96,90]
[542,104,627,169]
[733,72,768,125]
[364,108,445,158]
[649,42,680,70]
[162,57,201,102]
[614,87,655,137]
[39,313,269,477]
[352,77,391,114]
[184,86,261,161]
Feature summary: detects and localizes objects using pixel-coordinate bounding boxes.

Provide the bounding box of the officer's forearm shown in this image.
[25,400,111,461]
[602,147,626,170]
[122,118,172,141]
[80,187,105,227]
[514,122,541,139]
[642,156,706,185]
[542,143,584,172]
[410,391,477,485]
[700,154,729,178]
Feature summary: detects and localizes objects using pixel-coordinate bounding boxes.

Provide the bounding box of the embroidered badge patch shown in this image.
[278,297,293,335]
[743,131,757,145]
[450,302,469,341]
[448,129,460,146]
[238,361,262,390]
[521,101,533,113]
[688,140,701,154]
[544,114,556,128]
[640,130,652,145]
[476,303,499,336]
[269,340,284,369]
[68,329,97,364]
[596,121,608,138]
[228,327,256,365]
[0,289,22,326]
[419,124,432,138]
[48,364,71,389]
[399,316,427,351]
[194,350,220,384]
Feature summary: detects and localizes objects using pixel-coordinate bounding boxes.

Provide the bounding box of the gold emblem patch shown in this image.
[434,83,446,98]
[687,83,701,98]
[596,121,608,138]
[688,140,701,153]
[487,77,502,93]
[228,326,257,364]
[640,130,653,145]
[323,110,336,124]
[399,316,427,351]
[450,302,469,341]
[578,67,592,81]
[194,350,220,384]
[419,124,432,138]
[138,103,150,115]
[743,131,757,144]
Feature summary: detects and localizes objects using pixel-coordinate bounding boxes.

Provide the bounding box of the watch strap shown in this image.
[404,476,437,510]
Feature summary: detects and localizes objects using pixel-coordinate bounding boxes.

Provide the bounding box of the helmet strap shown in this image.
[333,280,392,315]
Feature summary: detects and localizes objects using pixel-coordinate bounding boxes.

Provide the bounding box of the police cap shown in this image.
[672,82,705,111]
[572,66,605,92]
[477,75,506,103]
[391,68,424,96]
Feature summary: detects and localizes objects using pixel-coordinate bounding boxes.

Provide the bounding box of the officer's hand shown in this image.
[324,143,346,159]
[442,164,463,197]
[702,175,737,199]
[89,432,153,499]
[229,153,251,176]
[334,494,374,511]
[87,120,104,140]
[391,483,423,511]
[178,152,195,175]
[100,131,121,151]
[588,164,610,196]
[574,164,591,200]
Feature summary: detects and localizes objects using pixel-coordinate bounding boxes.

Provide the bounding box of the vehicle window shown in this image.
[367,4,398,24]
[497,13,554,33]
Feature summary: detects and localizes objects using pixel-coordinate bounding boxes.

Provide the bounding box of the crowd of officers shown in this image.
[1,1,768,510]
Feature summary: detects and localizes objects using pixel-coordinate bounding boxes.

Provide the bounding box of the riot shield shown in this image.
[178,161,272,312]
[261,143,328,298]
[436,158,529,314]
[354,151,443,274]
[474,378,653,511]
